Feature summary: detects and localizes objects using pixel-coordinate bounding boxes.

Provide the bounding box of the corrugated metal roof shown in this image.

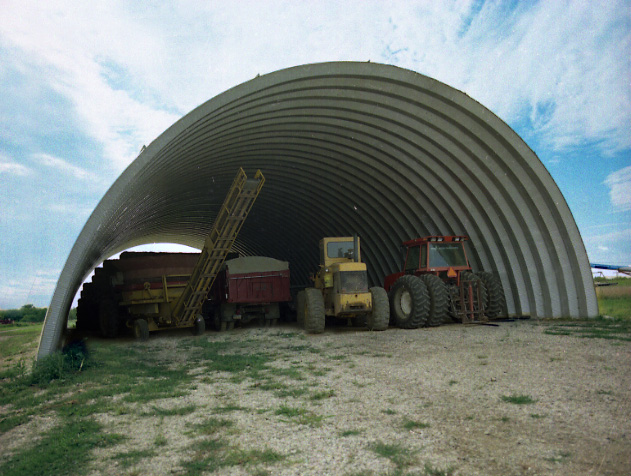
[38,62,597,357]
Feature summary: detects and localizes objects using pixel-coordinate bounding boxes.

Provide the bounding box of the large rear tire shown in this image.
[476,271,506,318]
[304,288,325,334]
[366,287,389,331]
[419,274,448,327]
[389,275,429,329]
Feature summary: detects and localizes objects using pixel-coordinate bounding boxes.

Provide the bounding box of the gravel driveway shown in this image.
[80,318,631,476]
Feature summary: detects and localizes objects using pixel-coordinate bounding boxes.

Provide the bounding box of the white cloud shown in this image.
[604,165,631,211]
[0,0,628,170]
[32,153,97,181]
[382,1,631,154]
[583,227,631,265]
[0,159,31,176]
[0,270,59,308]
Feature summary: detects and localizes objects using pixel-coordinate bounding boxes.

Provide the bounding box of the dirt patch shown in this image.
[3,319,630,475]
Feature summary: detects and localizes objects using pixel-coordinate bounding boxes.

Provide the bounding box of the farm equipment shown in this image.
[76,168,265,340]
[207,256,291,331]
[297,236,389,333]
[384,236,506,328]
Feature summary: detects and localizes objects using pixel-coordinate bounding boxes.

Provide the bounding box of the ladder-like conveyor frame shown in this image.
[171,168,265,327]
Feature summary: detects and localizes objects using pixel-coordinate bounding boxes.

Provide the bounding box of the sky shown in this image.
[0,0,629,309]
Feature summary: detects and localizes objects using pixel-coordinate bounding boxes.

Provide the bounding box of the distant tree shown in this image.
[0,309,22,321]
[0,304,47,322]
[20,304,47,322]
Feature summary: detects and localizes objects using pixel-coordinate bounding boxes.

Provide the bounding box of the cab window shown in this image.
[405,246,420,272]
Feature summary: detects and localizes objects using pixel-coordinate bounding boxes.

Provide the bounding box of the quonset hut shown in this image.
[38,62,598,358]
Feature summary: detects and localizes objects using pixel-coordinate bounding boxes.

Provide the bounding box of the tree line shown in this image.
[0,304,47,323]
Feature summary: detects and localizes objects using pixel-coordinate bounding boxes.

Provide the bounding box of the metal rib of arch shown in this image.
[38,62,597,358]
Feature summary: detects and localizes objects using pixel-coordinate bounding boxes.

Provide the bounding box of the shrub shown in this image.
[30,339,90,385]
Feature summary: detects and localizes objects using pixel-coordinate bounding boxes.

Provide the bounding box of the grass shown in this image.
[544,450,572,463]
[370,441,416,469]
[274,405,325,426]
[501,394,538,405]
[0,323,43,363]
[113,448,157,469]
[190,417,234,435]
[310,389,335,400]
[423,461,456,476]
[180,438,285,476]
[0,418,126,476]
[595,278,631,319]
[540,279,631,341]
[0,339,197,473]
[402,418,430,431]
[141,404,197,417]
[543,317,631,341]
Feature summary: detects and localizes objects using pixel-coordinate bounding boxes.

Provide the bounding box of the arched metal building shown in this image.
[37,62,598,358]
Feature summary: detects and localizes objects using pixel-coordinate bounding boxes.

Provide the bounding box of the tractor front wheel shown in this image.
[389,275,429,329]
[304,288,325,334]
[191,316,205,336]
[296,291,306,327]
[133,319,149,341]
[366,287,389,331]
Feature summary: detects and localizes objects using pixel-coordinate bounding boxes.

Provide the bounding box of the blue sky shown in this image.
[1,0,629,309]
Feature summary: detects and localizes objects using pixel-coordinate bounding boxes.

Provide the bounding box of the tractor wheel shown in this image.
[133,319,149,341]
[266,303,280,321]
[419,274,448,327]
[216,303,236,332]
[446,284,463,322]
[389,275,429,329]
[191,316,205,336]
[98,299,119,338]
[476,271,506,318]
[366,287,389,331]
[304,288,326,334]
[296,290,306,327]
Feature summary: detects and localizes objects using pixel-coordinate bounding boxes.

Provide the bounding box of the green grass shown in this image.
[501,394,538,405]
[0,340,197,471]
[369,441,416,469]
[190,417,234,435]
[113,448,157,469]
[543,317,631,341]
[0,418,126,476]
[402,418,430,431]
[544,450,572,463]
[310,389,335,400]
[424,461,456,476]
[180,438,286,476]
[140,404,197,417]
[274,405,324,426]
[0,323,42,361]
[595,278,631,319]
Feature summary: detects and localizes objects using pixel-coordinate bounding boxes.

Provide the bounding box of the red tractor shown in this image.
[384,236,505,328]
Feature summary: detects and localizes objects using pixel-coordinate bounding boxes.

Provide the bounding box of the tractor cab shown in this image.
[316,236,368,296]
[403,236,471,284]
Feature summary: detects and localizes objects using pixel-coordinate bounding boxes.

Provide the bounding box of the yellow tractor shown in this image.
[297,236,389,333]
